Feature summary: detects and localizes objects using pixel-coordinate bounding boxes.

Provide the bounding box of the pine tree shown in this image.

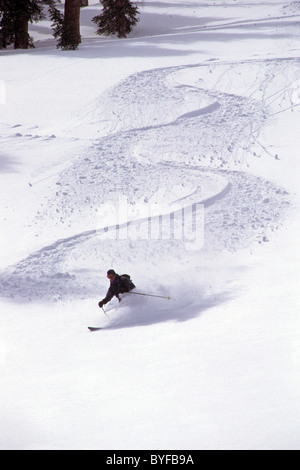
[0,0,45,49]
[49,0,81,50]
[92,0,139,39]
[0,1,14,48]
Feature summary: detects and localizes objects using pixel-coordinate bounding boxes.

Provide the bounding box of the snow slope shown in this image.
[0,0,300,450]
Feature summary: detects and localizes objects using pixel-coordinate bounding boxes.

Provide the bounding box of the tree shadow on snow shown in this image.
[0,153,20,174]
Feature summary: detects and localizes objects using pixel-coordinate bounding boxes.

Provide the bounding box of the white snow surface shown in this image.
[0,0,300,450]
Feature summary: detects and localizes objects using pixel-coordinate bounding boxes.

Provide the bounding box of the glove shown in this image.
[98,300,104,308]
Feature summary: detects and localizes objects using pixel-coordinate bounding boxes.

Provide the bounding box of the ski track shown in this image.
[0,61,292,302]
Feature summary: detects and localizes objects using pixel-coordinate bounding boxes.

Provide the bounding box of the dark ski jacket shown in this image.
[101,274,135,305]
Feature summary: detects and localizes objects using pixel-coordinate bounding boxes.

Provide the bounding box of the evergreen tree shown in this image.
[49,0,81,50]
[93,0,139,39]
[0,0,45,49]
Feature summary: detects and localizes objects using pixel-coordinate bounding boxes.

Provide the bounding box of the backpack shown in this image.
[120,274,135,292]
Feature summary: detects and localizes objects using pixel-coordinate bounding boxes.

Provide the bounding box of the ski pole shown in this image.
[102,306,109,317]
[128,291,171,300]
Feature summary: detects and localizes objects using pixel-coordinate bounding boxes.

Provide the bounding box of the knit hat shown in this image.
[107,269,116,276]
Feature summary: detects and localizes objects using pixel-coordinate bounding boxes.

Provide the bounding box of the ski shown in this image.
[88,326,103,331]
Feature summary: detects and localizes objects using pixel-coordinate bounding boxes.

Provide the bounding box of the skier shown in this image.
[98,269,135,308]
